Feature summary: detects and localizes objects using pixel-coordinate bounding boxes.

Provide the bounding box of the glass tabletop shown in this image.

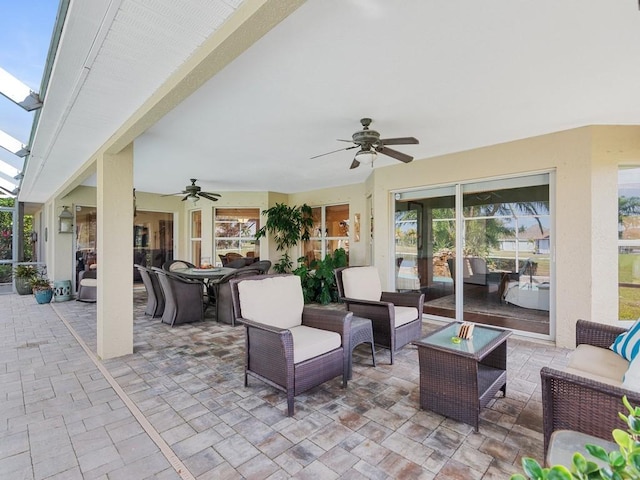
[416,322,509,355]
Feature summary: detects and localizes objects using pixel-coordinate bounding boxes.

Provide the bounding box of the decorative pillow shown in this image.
[611,319,640,362]
[623,355,640,391]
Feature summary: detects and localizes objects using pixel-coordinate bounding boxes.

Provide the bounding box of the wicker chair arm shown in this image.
[239,317,289,335]
[303,307,353,341]
[576,319,626,349]
[381,291,425,309]
[541,366,640,457]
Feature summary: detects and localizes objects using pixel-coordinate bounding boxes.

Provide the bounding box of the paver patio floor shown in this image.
[0,290,571,479]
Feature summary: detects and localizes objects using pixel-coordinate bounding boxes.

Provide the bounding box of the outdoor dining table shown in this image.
[171,267,236,314]
[171,266,235,280]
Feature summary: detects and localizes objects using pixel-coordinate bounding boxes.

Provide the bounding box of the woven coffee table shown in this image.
[414,322,511,431]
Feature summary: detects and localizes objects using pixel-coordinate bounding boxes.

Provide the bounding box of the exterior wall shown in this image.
[368,125,640,348]
[289,183,368,266]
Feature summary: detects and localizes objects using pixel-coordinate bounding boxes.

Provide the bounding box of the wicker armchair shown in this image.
[162,259,195,271]
[135,264,164,317]
[230,274,352,416]
[335,266,424,364]
[541,319,640,457]
[153,268,204,327]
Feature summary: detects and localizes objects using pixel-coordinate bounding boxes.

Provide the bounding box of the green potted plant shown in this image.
[255,203,314,273]
[29,274,53,304]
[294,248,348,304]
[13,264,39,295]
[512,396,640,480]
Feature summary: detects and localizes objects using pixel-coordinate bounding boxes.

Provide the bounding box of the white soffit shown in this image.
[21,0,640,201]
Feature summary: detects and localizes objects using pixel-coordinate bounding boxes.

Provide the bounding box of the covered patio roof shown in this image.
[18,0,640,203]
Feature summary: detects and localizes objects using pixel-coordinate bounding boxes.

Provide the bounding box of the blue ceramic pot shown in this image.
[34,289,53,304]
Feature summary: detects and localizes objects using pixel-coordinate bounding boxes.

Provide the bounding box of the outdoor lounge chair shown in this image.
[541,319,640,457]
[153,268,204,327]
[135,264,164,317]
[76,268,97,303]
[335,266,424,364]
[230,274,352,416]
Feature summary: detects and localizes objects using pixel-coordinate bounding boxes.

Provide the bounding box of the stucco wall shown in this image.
[289,183,367,267]
[368,125,640,347]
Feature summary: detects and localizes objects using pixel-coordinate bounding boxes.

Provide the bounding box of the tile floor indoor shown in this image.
[0,290,572,479]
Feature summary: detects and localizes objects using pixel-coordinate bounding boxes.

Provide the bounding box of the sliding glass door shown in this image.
[394,173,551,335]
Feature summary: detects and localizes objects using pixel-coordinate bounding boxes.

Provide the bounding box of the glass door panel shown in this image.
[395,188,456,319]
[462,179,550,334]
[133,210,174,281]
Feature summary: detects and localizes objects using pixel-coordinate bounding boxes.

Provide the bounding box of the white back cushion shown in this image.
[238,275,303,329]
[342,267,382,301]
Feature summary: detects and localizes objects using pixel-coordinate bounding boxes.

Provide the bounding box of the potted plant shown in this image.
[13,264,39,295]
[29,274,53,304]
[294,248,348,304]
[255,203,314,273]
[512,396,640,480]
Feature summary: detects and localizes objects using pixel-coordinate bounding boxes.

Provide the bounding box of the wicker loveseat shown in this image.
[541,319,640,457]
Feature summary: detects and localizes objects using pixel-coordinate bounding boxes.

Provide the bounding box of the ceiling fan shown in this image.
[162,179,221,203]
[311,118,419,169]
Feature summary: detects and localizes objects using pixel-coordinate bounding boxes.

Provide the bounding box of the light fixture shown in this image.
[0,67,42,111]
[355,148,377,166]
[58,206,74,233]
[0,130,29,157]
[187,194,199,204]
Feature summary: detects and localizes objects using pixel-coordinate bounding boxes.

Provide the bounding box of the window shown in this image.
[618,167,640,320]
[303,204,349,263]
[214,208,260,265]
[190,210,202,266]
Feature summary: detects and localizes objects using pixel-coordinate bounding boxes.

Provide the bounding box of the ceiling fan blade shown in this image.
[199,193,219,202]
[337,139,354,143]
[310,145,357,159]
[377,146,414,163]
[349,159,360,170]
[161,192,185,197]
[379,137,419,145]
[181,194,190,202]
[201,191,221,197]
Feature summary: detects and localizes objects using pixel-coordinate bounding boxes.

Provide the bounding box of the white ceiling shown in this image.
[20,0,640,202]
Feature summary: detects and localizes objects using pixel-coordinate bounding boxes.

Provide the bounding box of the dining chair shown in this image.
[153,268,204,327]
[135,264,164,317]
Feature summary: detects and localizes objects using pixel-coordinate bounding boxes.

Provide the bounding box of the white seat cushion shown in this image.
[238,276,303,329]
[566,344,628,386]
[394,306,418,327]
[80,278,98,287]
[290,325,341,364]
[342,267,382,301]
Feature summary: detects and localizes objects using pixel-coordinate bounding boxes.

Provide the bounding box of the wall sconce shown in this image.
[58,206,73,233]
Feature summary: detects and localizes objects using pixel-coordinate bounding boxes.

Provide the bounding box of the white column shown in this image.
[96,144,133,359]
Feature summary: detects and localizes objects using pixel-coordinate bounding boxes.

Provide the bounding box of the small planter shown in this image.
[34,288,53,304]
[15,277,33,295]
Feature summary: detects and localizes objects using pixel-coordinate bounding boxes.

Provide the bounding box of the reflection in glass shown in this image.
[395,174,551,335]
[618,167,640,319]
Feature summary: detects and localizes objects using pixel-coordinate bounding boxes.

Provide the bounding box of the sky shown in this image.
[0,0,59,187]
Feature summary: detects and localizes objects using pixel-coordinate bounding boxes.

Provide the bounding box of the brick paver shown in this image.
[0,289,571,479]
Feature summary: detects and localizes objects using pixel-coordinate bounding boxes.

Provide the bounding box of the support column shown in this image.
[96,144,133,359]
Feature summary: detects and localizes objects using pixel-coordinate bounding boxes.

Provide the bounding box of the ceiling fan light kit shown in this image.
[312,118,419,169]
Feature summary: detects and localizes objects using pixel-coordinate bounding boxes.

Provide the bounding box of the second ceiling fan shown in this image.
[312,118,419,169]
[162,179,221,203]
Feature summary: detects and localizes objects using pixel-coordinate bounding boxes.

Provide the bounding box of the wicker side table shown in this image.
[349,316,376,379]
